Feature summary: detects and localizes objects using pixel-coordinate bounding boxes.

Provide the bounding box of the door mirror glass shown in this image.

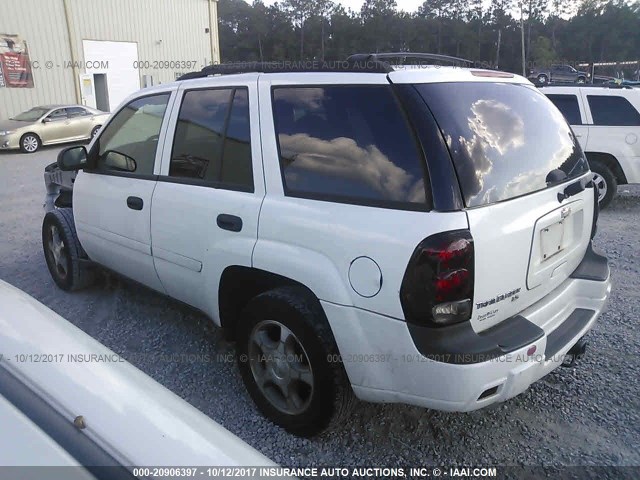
[57,146,87,171]
[102,150,137,172]
[43,117,52,123]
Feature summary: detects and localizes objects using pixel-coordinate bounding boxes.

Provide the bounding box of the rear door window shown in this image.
[272,85,428,209]
[169,87,253,190]
[546,94,582,125]
[415,82,588,208]
[587,95,640,126]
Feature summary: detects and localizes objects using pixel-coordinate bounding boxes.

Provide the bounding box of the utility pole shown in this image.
[520,1,526,76]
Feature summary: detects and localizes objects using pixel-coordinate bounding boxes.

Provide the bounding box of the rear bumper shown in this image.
[323,245,611,412]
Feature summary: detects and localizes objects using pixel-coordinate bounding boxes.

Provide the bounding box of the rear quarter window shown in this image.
[587,95,640,126]
[272,85,429,210]
[415,82,588,208]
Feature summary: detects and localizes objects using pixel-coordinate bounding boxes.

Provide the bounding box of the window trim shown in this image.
[270,83,431,212]
[85,91,174,180]
[586,94,640,127]
[165,85,255,193]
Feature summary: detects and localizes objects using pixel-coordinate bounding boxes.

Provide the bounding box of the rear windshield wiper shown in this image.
[546,169,587,202]
[557,177,587,203]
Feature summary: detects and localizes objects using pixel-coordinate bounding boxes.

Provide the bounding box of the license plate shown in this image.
[540,220,565,261]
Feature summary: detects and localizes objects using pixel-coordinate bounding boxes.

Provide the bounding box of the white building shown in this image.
[0,0,220,119]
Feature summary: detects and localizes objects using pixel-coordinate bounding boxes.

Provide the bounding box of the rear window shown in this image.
[272,85,428,209]
[415,82,588,208]
[587,95,640,126]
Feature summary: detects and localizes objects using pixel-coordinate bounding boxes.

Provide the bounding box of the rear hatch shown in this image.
[414,81,594,332]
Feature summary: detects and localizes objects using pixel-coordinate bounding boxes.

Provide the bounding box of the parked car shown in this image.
[529,64,589,84]
[0,105,109,153]
[0,280,277,473]
[542,84,640,207]
[42,58,611,437]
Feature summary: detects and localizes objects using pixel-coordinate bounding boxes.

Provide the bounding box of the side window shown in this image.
[547,94,582,125]
[272,85,427,208]
[67,107,89,118]
[94,93,170,176]
[47,108,68,121]
[169,87,253,190]
[588,95,640,126]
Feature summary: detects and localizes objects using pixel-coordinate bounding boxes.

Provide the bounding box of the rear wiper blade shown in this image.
[557,177,587,202]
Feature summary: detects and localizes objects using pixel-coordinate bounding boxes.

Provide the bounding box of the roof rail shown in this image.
[176,60,392,80]
[537,83,635,89]
[347,52,474,66]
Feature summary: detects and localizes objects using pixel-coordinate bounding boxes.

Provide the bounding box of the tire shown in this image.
[537,74,548,85]
[42,208,96,291]
[237,286,355,437]
[589,160,617,209]
[20,133,41,153]
[91,125,101,138]
[577,76,586,84]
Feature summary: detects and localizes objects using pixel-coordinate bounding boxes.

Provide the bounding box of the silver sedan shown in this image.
[0,105,110,153]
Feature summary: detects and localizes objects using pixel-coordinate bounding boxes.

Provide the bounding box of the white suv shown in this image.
[543,84,640,207]
[42,59,611,436]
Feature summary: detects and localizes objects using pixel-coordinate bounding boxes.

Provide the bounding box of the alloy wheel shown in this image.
[23,135,38,152]
[592,172,607,203]
[46,224,69,280]
[248,320,314,415]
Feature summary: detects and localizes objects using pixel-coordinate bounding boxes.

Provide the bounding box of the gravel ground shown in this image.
[1,146,639,472]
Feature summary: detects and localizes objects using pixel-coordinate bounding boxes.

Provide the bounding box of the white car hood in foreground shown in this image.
[0,280,274,468]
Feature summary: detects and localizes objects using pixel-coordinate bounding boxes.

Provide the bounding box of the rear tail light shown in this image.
[400,230,474,327]
[590,175,599,239]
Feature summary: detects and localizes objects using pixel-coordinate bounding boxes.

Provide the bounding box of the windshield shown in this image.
[415,82,588,207]
[11,107,50,122]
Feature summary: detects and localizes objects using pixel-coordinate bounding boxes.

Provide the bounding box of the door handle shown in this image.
[217,214,242,232]
[127,196,144,210]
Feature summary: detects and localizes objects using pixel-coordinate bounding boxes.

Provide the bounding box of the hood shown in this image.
[0,119,31,131]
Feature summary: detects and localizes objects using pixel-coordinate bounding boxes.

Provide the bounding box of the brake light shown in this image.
[400,230,474,327]
[591,177,599,239]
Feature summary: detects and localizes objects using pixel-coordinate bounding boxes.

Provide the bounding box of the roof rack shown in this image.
[537,83,635,89]
[176,60,392,81]
[347,52,474,66]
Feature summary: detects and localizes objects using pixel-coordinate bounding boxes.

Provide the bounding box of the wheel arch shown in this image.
[20,131,42,144]
[585,151,628,184]
[219,266,322,340]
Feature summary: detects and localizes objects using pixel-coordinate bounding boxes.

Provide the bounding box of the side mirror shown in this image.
[57,146,87,171]
[43,117,52,123]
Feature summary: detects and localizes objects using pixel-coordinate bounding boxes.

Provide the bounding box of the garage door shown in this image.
[83,40,140,112]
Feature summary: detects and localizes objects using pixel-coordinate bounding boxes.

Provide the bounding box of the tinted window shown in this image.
[547,94,582,125]
[67,107,89,117]
[94,93,170,176]
[48,109,68,120]
[416,83,588,208]
[588,95,640,126]
[170,88,253,190]
[272,86,427,208]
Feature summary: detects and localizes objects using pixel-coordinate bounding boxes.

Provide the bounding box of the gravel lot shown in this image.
[1,146,639,472]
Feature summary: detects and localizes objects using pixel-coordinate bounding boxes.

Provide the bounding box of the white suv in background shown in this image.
[543,85,640,207]
[42,58,611,437]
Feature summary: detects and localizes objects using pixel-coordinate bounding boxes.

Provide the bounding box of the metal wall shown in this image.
[0,0,219,120]
[0,0,75,120]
